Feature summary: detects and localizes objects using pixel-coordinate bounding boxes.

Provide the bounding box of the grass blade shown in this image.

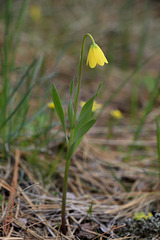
[7,59,36,103]
[0,83,34,131]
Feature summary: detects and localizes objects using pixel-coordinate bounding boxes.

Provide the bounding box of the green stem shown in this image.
[156,115,160,186]
[61,156,71,235]
[73,33,95,128]
[61,33,95,234]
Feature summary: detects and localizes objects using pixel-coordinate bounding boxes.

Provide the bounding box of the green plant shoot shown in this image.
[156,115,160,186]
[52,33,108,234]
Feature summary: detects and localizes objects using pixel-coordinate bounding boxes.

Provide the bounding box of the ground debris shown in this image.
[115,212,160,239]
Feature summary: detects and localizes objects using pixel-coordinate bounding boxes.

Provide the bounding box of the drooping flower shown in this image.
[86,43,108,68]
[110,109,123,119]
[48,102,55,109]
[80,100,102,112]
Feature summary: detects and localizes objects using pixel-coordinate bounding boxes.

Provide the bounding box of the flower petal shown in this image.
[86,47,92,66]
[87,46,97,68]
[94,44,108,66]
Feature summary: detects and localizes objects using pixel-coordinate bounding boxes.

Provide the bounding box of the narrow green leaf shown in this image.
[39,72,56,83]
[68,77,75,128]
[74,111,92,140]
[52,84,68,142]
[70,77,75,96]
[73,136,83,154]
[68,99,74,128]
[74,84,78,108]
[31,54,44,84]
[9,0,28,63]
[8,59,36,103]
[67,119,96,160]
[78,82,102,122]
[0,83,34,130]
[78,96,95,121]
[97,81,102,93]
[74,119,96,143]
[9,105,29,140]
[53,42,71,69]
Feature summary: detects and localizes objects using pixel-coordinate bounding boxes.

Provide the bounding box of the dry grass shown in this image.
[1,125,160,239]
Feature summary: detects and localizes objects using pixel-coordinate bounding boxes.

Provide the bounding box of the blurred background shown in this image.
[1,0,160,105]
[1,0,160,175]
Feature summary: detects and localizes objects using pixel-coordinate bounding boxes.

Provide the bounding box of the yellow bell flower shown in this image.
[80,100,102,112]
[110,109,123,119]
[48,102,55,109]
[86,43,108,68]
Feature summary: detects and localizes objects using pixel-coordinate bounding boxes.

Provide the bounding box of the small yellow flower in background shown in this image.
[80,100,102,112]
[86,43,108,68]
[29,5,42,23]
[48,102,55,109]
[110,109,123,119]
[148,212,153,217]
[80,101,85,108]
[92,101,103,111]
